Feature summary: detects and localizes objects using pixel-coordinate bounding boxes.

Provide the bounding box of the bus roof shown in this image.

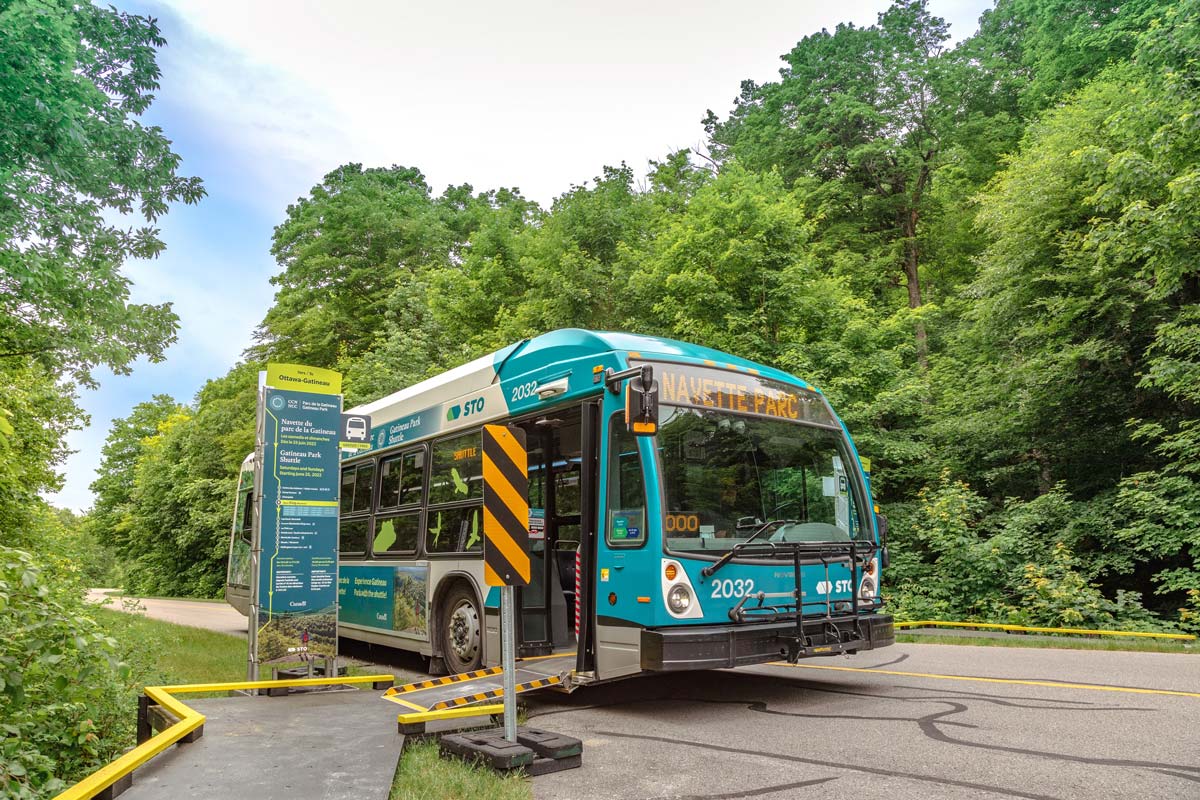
[346,329,814,453]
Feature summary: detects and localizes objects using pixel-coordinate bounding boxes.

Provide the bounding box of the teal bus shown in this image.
[226,329,893,683]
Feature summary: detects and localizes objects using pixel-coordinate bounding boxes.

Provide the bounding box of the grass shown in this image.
[95,607,246,684]
[391,740,530,800]
[897,632,1197,654]
[92,608,526,799]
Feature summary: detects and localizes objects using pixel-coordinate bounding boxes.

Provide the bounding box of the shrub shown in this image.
[0,547,137,798]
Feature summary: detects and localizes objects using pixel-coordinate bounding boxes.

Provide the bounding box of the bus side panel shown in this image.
[338,560,434,655]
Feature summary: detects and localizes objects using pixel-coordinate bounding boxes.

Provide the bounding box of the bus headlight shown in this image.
[667,584,693,613]
[859,576,876,601]
[661,558,703,618]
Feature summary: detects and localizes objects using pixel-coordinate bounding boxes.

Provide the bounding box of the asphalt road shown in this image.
[527,644,1199,800]
[89,593,1198,798]
[86,589,249,638]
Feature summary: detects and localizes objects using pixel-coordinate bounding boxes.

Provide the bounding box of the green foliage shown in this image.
[89,365,259,597]
[0,547,135,797]
[1009,542,1161,630]
[0,0,204,386]
[69,0,1200,648]
[886,475,1161,629]
[0,363,79,544]
[966,0,1172,116]
[255,165,449,367]
[87,395,184,557]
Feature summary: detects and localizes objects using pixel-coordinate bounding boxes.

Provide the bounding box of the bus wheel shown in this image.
[441,584,482,673]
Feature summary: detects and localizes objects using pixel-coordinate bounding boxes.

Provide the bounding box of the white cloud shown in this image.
[151,0,989,205]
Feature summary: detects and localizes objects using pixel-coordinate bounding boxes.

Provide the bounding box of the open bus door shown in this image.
[512,405,594,659]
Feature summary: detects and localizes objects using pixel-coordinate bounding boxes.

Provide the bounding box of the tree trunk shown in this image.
[903,164,931,370]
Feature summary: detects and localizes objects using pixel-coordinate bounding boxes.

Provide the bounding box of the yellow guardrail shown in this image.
[54,673,396,800]
[895,620,1195,641]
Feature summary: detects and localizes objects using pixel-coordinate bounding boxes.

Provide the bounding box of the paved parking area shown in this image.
[528,644,1199,800]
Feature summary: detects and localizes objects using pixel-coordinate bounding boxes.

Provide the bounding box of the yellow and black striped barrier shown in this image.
[429,674,562,711]
[382,652,577,730]
[384,666,504,696]
[896,620,1195,641]
[482,423,531,587]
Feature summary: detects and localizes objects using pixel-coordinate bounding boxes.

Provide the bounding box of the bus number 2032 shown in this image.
[710,578,755,599]
[510,381,539,402]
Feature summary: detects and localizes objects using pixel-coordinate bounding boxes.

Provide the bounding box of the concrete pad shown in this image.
[120,689,402,800]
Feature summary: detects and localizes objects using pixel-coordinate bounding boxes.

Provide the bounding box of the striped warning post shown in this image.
[574,546,581,638]
[482,424,531,587]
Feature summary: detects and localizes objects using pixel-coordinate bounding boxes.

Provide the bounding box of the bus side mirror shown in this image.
[876,511,890,569]
[625,367,659,437]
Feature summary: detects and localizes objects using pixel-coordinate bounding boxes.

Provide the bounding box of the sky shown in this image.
[48,0,994,512]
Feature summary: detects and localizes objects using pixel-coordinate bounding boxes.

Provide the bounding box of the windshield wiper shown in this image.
[700,519,799,578]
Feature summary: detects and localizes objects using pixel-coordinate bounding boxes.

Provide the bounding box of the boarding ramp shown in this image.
[382,653,575,732]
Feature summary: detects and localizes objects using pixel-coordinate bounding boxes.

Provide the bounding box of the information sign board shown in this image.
[252,364,343,668]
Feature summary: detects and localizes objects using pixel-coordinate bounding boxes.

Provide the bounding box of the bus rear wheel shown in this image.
[440,584,482,673]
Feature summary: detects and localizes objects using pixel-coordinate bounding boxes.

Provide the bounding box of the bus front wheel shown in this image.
[440,584,482,673]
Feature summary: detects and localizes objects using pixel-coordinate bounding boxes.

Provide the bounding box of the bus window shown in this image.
[352,462,375,513]
[239,489,254,543]
[425,506,482,554]
[340,518,370,556]
[379,450,425,509]
[428,433,483,505]
[340,461,376,514]
[607,417,647,548]
[373,513,420,555]
[399,451,424,505]
[655,406,868,553]
[340,468,356,514]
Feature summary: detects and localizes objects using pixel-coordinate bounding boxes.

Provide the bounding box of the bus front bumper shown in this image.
[640,613,894,671]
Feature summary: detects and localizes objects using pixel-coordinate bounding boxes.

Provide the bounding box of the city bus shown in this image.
[226,329,893,683]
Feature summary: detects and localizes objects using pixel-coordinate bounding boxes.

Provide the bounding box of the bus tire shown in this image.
[440,583,483,673]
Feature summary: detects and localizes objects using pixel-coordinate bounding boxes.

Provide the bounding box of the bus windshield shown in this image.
[656,405,867,555]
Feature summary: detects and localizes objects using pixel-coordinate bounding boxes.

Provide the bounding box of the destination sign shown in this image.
[644,361,836,427]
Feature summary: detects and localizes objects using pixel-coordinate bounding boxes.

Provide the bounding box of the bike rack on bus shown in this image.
[722,540,886,661]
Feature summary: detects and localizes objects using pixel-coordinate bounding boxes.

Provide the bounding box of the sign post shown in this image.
[481,424,531,743]
[250,364,343,680]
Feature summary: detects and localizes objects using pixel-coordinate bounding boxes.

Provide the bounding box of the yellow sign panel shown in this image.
[265,363,342,396]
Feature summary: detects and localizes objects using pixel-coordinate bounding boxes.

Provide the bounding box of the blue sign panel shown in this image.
[257,381,342,663]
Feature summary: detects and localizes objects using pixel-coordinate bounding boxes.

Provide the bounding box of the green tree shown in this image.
[87,395,184,557]
[119,364,258,597]
[941,1,1200,616]
[254,164,453,368]
[342,186,539,402]
[706,1,956,361]
[0,364,79,547]
[965,0,1172,117]
[0,0,204,385]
